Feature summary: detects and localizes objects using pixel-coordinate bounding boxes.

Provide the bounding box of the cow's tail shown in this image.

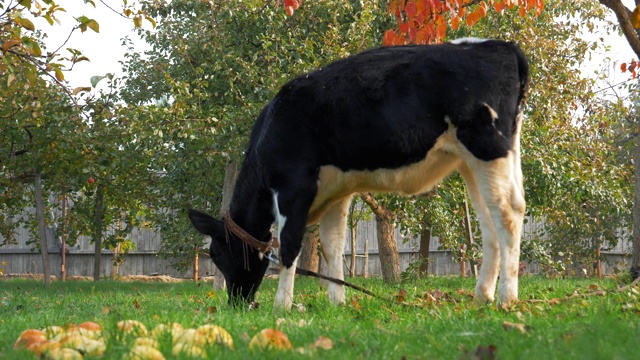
[512,42,530,114]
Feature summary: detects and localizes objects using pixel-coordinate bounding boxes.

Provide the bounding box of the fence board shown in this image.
[1,215,633,278]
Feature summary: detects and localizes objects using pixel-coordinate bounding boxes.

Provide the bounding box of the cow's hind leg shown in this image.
[319,195,353,305]
[463,153,525,307]
[459,164,500,303]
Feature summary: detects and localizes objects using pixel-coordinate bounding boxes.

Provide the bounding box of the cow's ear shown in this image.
[188,209,223,237]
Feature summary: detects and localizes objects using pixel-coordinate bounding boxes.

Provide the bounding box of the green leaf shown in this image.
[24,64,37,84]
[145,16,156,28]
[21,37,42,56]
[86,19,99,33]
[75,16,99,33]
[14,17,35,31]
[7,73,16,86]
[19,0,31,10]
[54,67,64,81]
[90,75,106,87]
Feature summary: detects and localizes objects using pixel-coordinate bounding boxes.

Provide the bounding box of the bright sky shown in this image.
[38,1,638,95]
[36,0,150,89]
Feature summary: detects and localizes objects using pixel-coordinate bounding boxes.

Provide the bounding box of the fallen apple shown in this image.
[77,321,102,332]
[196,324,233,348]
[13,329,46,350]
[46,347,84,360]
[42,325,66,340]
[173,328,206,347]
[133,337,160,349]
[248,328,292,351]
[150,322,183,340]
[117,320,148,338]
[26,339,61,356]
[124,345,165,360]
[172,342,206,359]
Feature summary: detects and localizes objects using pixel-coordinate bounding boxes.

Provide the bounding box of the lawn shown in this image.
[1,275,638,359]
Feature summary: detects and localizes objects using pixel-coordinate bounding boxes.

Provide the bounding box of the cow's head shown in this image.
[188,209,270,306]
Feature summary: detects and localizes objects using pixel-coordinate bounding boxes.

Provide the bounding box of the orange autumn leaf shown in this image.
[350,297,362,310]
[632,5,640,28]
[478,1,488,17]
[465,11,480,27]
[406,1,418,18]
[451,16,461,30]
[435,17,447,40]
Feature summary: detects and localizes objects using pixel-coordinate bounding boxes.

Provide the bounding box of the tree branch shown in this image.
[599,0,640,58]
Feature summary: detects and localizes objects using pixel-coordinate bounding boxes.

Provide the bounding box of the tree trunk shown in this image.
[361,193,400,283]
[418,225,431,277]
[34,169,51,287]
[61,194,67,281]
[350,220,357,277]
[93,186,105,281]
[193,250,199,281]
[298,227,319,272]
[633,125,640,279]
[112,243,121,279]
[362,236,369,278]
[463,197,478,278]
[214,159,238,290]
[599,0,640,281]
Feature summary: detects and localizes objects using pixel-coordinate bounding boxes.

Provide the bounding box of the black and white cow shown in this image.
[189,38,529,310]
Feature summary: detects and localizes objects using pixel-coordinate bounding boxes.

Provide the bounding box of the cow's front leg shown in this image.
[319,196,352,305]
[271,187,316,311]
[274,256,299,310]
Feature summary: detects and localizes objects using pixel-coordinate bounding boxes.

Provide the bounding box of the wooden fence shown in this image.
[0,215,632,279]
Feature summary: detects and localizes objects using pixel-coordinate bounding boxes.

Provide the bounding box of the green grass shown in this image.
[1,275,639,359]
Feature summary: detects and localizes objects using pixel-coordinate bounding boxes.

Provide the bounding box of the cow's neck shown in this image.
[227,166,275,244]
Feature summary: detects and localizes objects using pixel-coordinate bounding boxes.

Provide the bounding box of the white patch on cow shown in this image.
[306,119,525,308]
[482,102,506,139]
[272,190,296,310]
[202,235,212,250]
[444,115,453,126]
[482,102,498,120]
[308,129,461,224]
[271,190,287,239]
[274,254,298,310]
[450,37,489,45]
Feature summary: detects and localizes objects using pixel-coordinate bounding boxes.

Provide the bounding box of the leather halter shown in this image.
[223,212,276,254]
